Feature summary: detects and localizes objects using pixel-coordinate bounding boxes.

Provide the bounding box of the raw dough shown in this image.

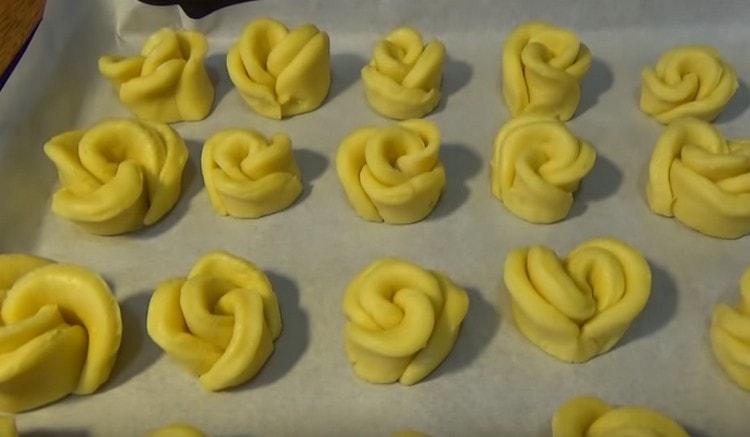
[99,28,214,123]
[711,267,750,390]
[0,416,16,437]
[147,251,282,391]
[504,237,651,363]
[502,21,591,121]
[491,115,596,223]
[44,118,188,235]
[336,119,445,224]
[342,258,469,385]
[202,129,302,218]
[647,118,750,239]
[362,27,445,119]
[641,46,737,124]
[552,396,688,437]
[0,254,122,413]
[149,423,206,437]
[227,18,330,119]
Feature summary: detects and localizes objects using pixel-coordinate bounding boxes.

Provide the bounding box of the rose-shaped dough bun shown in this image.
[337,119,445,224]
[0,254,122,413]
[711,267,750,390]
[202,129,302,218]
[647,118,750,239]
[361,27,445,120]
[227,18,330,119]
[149,423,206,437]
[641,46,738,124]
[504,238,651,363]
[0,416,16,437]
[44,118,188,235]
[99,28,214,123]
[502,21,591,121]
[343,258,469,385]
[553,396,688,437]
[491,116,596,224]
[147,251,281,391]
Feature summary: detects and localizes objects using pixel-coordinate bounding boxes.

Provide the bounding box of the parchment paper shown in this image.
[1,0,750,435]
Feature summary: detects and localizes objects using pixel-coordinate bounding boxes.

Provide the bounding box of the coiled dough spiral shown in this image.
[552,396,688,437]
[99,28,214,123]
[502,21,591,121]
[640,46,737,124]
[202,129,302,218]
[147,251,282,391]
[0,254,122,413]
[504,238,651,363]
[491,116,596,223]
[711,267,750,390]
[227,18,330,119]
[336,119,445,224]
[647,118,750,239]
[362,27,445,120]
[343,258,469,385]
[44,118,188,235]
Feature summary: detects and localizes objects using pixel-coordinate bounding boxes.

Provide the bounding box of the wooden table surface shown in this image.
[0,0,45,77]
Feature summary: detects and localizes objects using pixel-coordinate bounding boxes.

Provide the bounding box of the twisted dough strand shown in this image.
[44,118,188,235]
[202,129,302,218]
[227,18,330,119]
[504,238,651,363]
[641,46,737,123]
[147,251,281,391]
[99,28,214,123]
[0,254,122,413]
[711,268,750,390]
[491,116,596,223]
[553,396,688,437]
[336,119,445,224]
[502,21,591,120]
[362,27,445,119]
[343,258,469,385]
[647,117,750,239]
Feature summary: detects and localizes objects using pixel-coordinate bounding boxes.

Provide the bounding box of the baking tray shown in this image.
[1,0,749,435]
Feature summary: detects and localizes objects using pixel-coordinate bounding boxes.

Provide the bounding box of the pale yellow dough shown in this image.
[502,21,591,121]
[149,423,206,437]
[641,46,737,124]
[0,416,16,437]
[491,116,596,223]
[44,118,188,235]
[362,27,445,120]
[504,238,651,363]
[99,28,214,123]
[343,258,469,385]
[202,129,302,218]
[336,119,445,224]
[552,396,688,437]
[227,18,330,119]
[711,267,750,390]
[0,254,122,413]
[647,118,750,239]
[147,251,282,391]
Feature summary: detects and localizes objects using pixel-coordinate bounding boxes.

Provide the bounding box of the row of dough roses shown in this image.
[1,239,747,421]
[98,18,445,123]
[0,396,691,436]
[98,18,738,127]
[44,113,750,238]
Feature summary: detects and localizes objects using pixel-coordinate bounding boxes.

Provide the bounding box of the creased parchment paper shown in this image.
[1,0,749,435]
